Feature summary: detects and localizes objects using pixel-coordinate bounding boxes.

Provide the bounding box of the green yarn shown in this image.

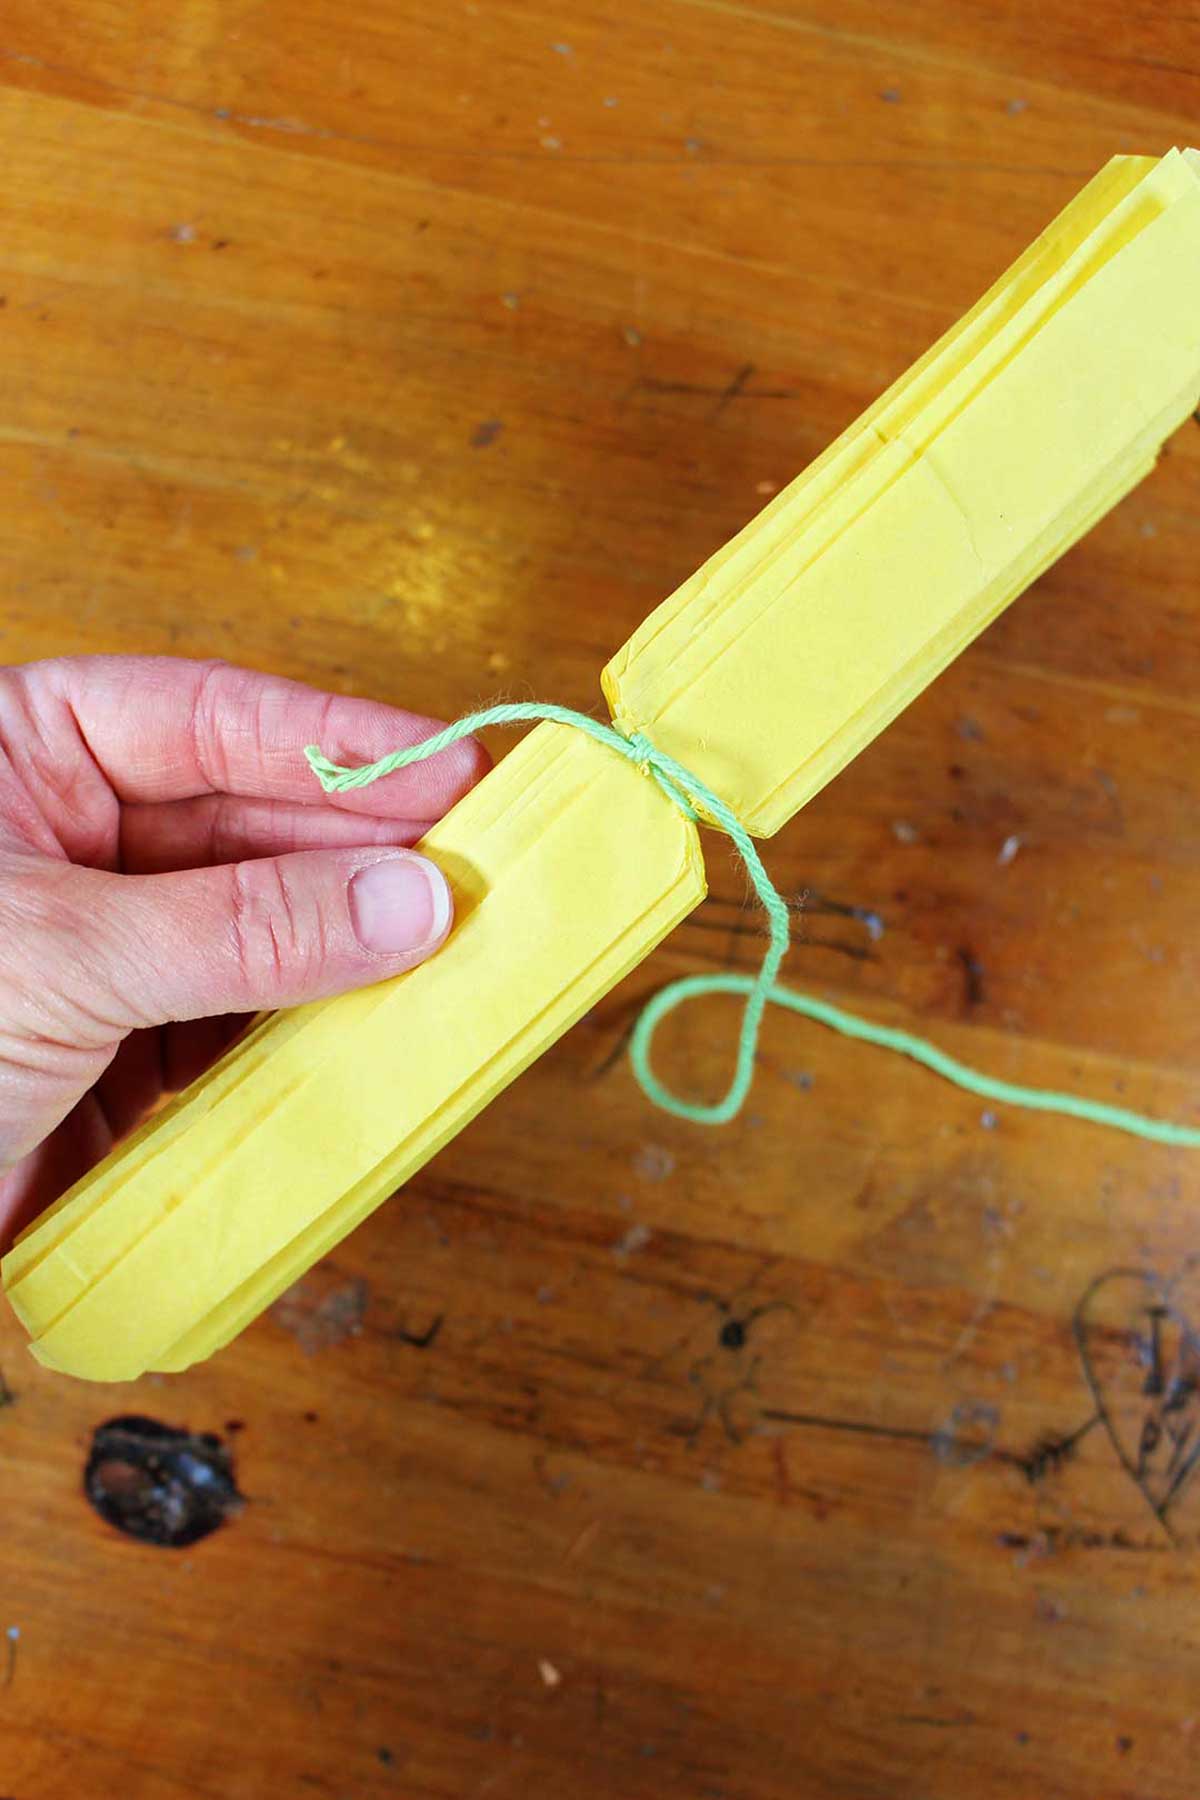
[306,704,1200,1148]
[630,974,1200,1146]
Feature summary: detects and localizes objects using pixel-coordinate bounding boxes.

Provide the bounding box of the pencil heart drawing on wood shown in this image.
[1075,1261,1200,1534]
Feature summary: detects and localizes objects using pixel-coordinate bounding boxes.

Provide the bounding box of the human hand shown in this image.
[0,656,488,1247]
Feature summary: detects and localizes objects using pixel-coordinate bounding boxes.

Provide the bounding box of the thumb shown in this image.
[65,847,454,1029]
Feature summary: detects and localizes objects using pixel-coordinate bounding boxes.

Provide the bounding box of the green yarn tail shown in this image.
[307,705,1200,1149]
[629,972,1200,1146]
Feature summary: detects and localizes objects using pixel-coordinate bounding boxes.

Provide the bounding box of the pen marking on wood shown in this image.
[391,1313,445,1350]
[631,362,797,421]
[753,1262,1200,1543]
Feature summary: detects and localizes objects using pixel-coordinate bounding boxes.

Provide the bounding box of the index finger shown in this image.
[45,655,490,815]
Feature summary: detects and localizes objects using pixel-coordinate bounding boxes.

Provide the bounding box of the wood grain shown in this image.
[2,4,1200,1796]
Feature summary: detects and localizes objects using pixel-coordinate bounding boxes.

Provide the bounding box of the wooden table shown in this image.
[2,5,1199,1796]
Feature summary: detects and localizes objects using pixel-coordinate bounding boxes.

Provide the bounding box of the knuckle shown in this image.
[0,861,125,1044]
[189,659,234,791]
[226,859,316,1001]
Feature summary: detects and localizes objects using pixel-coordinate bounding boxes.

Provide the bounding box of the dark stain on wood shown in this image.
[83,1416,243,1548]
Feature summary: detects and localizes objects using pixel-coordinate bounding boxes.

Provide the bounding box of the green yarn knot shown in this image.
[307,703,1200,1148]
[620,729,699,822]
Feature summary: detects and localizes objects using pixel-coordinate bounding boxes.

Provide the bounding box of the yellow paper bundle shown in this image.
[6,150,1200,1380]
[607,149,1200,828]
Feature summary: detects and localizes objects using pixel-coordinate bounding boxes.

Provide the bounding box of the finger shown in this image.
[42,655,490,813]
[0,1095,113,1248]
[95,1016,248,1135]
[162,1015,252,1091]
[0,1019,249,1247]
[52,847,455,1028]
[94,1028,164,1140]
[120,794,438,874]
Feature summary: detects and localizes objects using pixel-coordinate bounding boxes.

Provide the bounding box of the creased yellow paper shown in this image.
[7,149,1200,1380]
[605,149,1200,833]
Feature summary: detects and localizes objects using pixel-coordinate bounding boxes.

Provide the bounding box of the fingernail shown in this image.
[349,855,452,954]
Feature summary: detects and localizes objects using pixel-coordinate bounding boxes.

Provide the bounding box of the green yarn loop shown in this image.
[306,704,1200,1148]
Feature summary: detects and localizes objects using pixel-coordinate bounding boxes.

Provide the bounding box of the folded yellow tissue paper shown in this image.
[7,149,1200,1379]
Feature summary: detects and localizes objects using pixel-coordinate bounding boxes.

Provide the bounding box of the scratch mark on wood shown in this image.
[956,946,986,1008]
